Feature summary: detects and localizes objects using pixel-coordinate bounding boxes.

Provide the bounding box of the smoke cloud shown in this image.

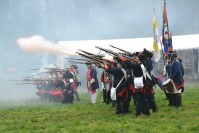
[17,35,77,56]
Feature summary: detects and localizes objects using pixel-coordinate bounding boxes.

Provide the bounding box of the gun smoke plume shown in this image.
[17,35,77,56]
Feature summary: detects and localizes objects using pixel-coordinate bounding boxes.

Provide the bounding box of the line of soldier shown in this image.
[34,47,184,117]
[34,65,81,104]
[82,47,184,116]
[84,48,157,116]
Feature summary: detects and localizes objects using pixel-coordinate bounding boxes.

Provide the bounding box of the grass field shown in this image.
[0,82,199,133]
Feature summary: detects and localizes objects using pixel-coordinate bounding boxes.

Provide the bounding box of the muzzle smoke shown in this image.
[17,35,77,56]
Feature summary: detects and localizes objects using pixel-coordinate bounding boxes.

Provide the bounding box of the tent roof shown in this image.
[58,34,199,55]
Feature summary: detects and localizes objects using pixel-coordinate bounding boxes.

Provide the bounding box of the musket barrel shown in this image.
[78,49,95,56]
[95,46,117,56]
[109,45,131,54]
[76,52,102,64]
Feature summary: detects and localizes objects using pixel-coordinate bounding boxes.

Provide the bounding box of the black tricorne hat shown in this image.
[85,60,92,65]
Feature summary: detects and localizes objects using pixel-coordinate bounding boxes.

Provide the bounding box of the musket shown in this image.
[76,52,103,64]
[68,60,98,64]
[14,83,35,85]
[68,61,87,64]
[12,79,54,82]
[43,70,65,74]
[89,54,105,58]
[80,47,116,66]
[30,68,40,70]
[68,60,85,63]
[22,76,32,79]
[32,73,42,75]
[10,79,33,81]
[43,68,63,70]
[95,46,138,64]
[78,49,96,56]
[78,49,105,61]
[65,58,90,61]
[109,45,132,54]
[95,46,117,56]
[68,62,85,65]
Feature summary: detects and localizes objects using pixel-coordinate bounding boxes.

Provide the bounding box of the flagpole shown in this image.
[161,0,166,65]
[160,35,165,65]
[159,0,165,65]
[152,0,164,64]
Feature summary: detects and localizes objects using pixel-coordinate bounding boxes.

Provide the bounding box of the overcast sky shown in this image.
[0,0,199,74]
[0,0,199,101]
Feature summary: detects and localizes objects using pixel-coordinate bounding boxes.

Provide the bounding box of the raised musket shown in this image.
[76,52,103,64]
[95,46,117,56]
[78,49,96,56]
[109,45,132,54]
[65,58,90,61]
[30,68,40,70]
[43,68,63,70]
[78,49,105,61]
[10,79,33,82]
[68,61,87,64]
[14,83,35,85]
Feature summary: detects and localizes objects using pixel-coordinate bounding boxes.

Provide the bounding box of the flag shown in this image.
[162,0,172,53]
[153,0,160,62]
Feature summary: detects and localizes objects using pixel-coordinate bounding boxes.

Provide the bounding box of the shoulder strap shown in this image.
[140,64,152,80]
[115,76,125,89]
[121,68,127,81]
[111,75,114,87]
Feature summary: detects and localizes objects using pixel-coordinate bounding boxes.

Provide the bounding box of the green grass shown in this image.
[0,86,199,133]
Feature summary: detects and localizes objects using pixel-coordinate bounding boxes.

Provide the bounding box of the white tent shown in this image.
[58,34,199,79]
[58,34,199,55]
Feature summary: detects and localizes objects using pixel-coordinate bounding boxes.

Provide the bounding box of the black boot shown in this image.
[165,91,169,100]
[150,95,157,113]
[173,94,177,107]
[168,93,174,106]
[115,102,122,115]
[141,94,150,116]
[103,89,107,103]
[111,100,116,108]
[106,90,111,104]
[122,100,129,114]
[135,100,142,117]
[176,93,182,108]
[75,92,80,101]
[179,94,182,107]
